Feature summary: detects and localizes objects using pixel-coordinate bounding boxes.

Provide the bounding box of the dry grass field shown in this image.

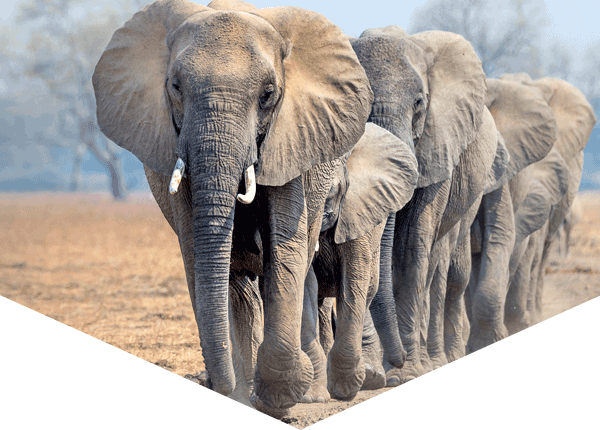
[1,191,599,427]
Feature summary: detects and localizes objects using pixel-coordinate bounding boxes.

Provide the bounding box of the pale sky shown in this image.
[1,0,599,48]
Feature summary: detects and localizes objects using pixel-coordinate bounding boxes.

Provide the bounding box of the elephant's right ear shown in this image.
[409,31,487,188]
[251,7,373,186]
[513,148,570,245]
[485,78,557,182]
[334,123,418,244]
[92,0,212,177]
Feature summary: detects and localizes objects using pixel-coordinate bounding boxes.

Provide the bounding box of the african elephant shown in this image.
[466,74,595,346]
[502,76,595,334]
[351,25,505,384]
[301,123,417,401]
[92,0,373,415]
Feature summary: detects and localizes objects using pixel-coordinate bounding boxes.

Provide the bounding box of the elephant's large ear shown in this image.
[408,31,487,188]
[92,0,212,177]
[334,123,418,244]
[251,7,373,186]
[527,78,596,163]
[513,148,570,245]
[486,78,558,182]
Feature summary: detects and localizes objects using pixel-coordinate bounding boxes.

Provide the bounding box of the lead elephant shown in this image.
[92,0,373,416]
[351,25,505,384]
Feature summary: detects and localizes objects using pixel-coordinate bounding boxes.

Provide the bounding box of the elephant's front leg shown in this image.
[299,266,330,404]
[390,183,449,384]
[444,233,471,363]
[327,238,371,401]
[468,186,513,351]
[427,233,454,370]
[252,177,314,417]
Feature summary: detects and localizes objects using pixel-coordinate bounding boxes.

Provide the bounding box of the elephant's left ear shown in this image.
[251,7,374,186]
[334,123,418,244]
[514,148,570,245]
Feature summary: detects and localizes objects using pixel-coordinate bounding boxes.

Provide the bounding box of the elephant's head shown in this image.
[320,123,418,243]
[92,0,372,397]
[351,25,487,188]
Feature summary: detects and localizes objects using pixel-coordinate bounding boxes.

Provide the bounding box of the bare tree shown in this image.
[576,41,600,116]
[409,0,548,78]
[15,0,151,200]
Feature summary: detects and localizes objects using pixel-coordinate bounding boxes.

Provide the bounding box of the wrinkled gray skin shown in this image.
[301,123,418,401]
[466,75,595,347]
[92,0,373,416]
[351,26,503,384]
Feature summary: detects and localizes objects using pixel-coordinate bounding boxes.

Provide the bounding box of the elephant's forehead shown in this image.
[173,10,282,58]
[353,36,424,89]
[168,11,282,81]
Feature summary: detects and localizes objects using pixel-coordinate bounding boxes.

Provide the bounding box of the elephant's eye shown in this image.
[259,84,275,109]
[414,95,424,110]
[170,76,182,96]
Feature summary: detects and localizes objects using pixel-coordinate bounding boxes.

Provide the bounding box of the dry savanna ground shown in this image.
[2,191,600,427]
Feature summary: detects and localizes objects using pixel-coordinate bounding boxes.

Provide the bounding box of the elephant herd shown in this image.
[91,0,596,418]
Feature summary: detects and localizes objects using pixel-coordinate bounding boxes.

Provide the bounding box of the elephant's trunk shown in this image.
[370,212,406,369]
[187,111,251,397]
[368,105,414,153]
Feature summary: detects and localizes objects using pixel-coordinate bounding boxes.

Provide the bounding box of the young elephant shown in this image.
[93,0,373,416]
[302,123,418,401]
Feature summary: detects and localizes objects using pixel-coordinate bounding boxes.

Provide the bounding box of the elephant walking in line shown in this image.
[466,74,595,348]
[301,123,418,401]
[92,0,374,416]
[501,76,595,334]
[350,26,507,384]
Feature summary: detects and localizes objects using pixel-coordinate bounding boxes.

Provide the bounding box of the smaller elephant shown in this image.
[302,123,418,401]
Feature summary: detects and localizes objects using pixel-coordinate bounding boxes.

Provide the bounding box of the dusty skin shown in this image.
[2,192,599,428]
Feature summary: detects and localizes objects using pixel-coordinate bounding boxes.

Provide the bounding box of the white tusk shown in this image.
[169,157,185,195]
[237,165,256,204]
[315,240,319,253]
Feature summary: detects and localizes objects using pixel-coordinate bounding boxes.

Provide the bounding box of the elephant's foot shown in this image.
[467,320,508,354]
[253,350,314,413]
[384,356,428,386]
[299,380,330,403]
[327,357,366,401]
[428,351,449,370]
[251,393,290,419]
[360,339,386,391]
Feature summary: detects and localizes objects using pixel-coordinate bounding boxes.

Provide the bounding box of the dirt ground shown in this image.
[2,191,599,428]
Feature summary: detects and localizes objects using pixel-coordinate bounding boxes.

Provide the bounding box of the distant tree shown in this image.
[576,41,600,117]
[409,0,548,78]
[14,0,151,200]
